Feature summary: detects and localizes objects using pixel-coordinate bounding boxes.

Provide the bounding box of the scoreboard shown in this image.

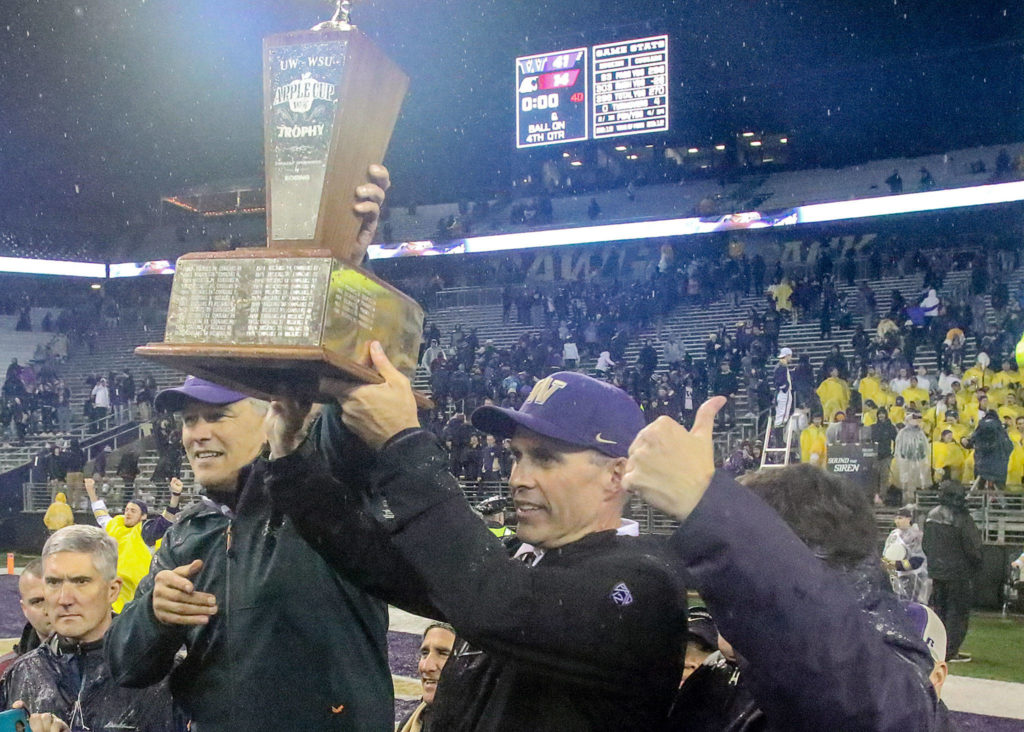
[515,34,669,149]
[515,47,589,148]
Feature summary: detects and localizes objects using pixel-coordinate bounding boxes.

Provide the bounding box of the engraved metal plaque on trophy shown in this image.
[136,1,430,405]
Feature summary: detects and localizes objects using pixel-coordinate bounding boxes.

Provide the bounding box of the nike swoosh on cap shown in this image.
[595,433,617,444]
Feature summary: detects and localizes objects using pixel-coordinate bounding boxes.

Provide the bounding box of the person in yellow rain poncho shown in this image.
[948,379,968,413]
[1006,438,1024,494]
[856,366,884,409]
[43,491,74,533]
[1012,416,1024,448]
[963,353,995,392]
[889,396,906,428]
[84,478,151,613]
[988,360,1020,406]
[932,429,967,484]
[872,383,898,419]
[901,377,931,414]
[924,393,958,437]
[770,277,793,315]
[997,393,1024,423]
[962,445,976,486]
[960,392,990,430]
[930,409,968,445]
[83,477,184,612]
[800,413,828,466]
[816,368,851,422]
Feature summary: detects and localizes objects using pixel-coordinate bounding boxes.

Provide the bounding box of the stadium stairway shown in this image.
[0,321,182,476]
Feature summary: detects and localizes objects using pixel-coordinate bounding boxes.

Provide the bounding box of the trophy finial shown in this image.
[314,0,355,31]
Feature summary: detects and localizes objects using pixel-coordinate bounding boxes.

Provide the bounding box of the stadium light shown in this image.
[365,179,1024,259]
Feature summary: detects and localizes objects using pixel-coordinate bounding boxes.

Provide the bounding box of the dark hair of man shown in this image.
[740,464,876,568]
[423,621,455,640]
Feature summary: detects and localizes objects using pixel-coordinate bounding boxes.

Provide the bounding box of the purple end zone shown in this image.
[388,629,422,679]
[0,576,23,638]
[952,713,1024,731]
[389,630,426,726]
[395,698,421,723]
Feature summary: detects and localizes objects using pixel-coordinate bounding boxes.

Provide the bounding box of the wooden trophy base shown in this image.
[135,343,433,408]
[136,249,432,408]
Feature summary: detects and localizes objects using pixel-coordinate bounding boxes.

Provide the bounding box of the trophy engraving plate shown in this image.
[322,266,423,376]
[140,249,428,405]
[166,257,332,345]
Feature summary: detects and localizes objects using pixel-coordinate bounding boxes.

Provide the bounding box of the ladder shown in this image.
[760,412,796,469]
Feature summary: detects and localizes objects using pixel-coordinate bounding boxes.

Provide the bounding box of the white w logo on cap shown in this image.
[526,377,567,406]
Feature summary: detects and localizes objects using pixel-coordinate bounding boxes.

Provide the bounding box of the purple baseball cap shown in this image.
[154,376,249,413]
[904,601,946,665]
[471,372,645,459]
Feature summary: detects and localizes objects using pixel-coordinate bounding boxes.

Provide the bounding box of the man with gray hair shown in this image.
[0,525,177,731]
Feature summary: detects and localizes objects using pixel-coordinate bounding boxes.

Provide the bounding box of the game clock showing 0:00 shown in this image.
[515,34,670,149]
[515,47,589,148]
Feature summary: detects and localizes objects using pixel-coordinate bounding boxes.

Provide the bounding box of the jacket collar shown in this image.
[513,520,636,565]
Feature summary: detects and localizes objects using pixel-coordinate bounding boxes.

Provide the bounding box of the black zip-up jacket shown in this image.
[359,429,687,731]
[0,634,179,731]
[105,430,424,731]
[923,502,983,581]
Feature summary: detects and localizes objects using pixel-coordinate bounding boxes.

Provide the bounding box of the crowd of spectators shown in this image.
[407,235,1024,491]
[2,358,72,442]
[767,249,1024,504]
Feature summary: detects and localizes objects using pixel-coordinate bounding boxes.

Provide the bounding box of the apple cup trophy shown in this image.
[137,1,430,406]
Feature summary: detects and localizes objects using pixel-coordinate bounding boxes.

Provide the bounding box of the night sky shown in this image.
[0,0,1020,228]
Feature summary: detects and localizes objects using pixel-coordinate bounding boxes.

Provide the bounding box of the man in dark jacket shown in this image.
[637,338,659,379]
[966,410,1014,492]
[871,408,899,505]
[624,400,954,730]
[924,481,983,662]
[105,374,426,731]
[325,354,689,731]
[0,525,178,731]
[712,360,739,428]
